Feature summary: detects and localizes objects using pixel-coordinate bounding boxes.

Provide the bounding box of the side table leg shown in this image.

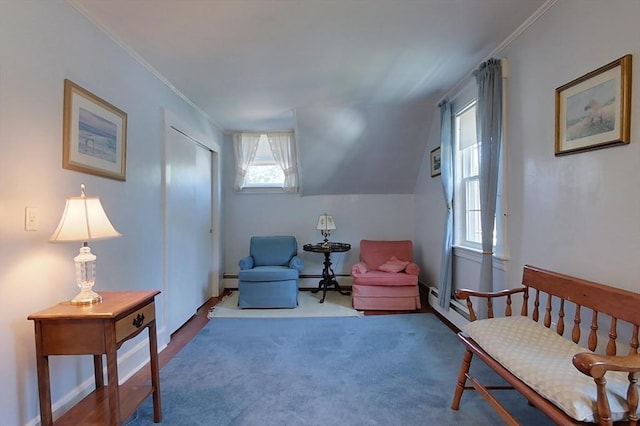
[320,252,333,303]
[307,250,350,302]
[320,254,332,303]
[34,322,53,426]
[149,321,162,422]
[320,282,328,303]
[105,329,120,426]
[311,276,329,303]
[311,255,331,303]
[94,354,104,388]
[332,278,351,296]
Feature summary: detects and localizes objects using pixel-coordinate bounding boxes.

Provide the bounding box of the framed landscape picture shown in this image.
[430,147,441,177]
[555,55,631,156]
[63,79,127,180]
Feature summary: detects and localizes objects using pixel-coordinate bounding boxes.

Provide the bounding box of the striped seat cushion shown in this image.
[462,316,638,423]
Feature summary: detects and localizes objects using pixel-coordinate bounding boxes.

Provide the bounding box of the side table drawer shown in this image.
[115,302,155,343]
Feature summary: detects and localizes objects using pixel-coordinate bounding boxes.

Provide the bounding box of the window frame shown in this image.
[452,94,508,262]
[454,101,482,251]
[454,101,482,250]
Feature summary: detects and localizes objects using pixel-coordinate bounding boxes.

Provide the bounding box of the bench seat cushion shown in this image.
[462,316,639,423]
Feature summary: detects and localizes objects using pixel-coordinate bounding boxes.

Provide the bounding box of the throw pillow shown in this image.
[405,263,419,275]
[377,256,410,273]
[239,256,254,270]
[352,263,368,274]
[289,256,304,270]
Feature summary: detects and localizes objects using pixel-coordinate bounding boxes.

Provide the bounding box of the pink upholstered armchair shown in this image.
[350,240,421,310]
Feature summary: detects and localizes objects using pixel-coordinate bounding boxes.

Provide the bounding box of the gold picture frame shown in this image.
[555,55,632,156]
[63,79,127,180]
[430,147,441,177]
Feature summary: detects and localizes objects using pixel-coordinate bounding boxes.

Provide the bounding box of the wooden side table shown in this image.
[303,242,351,303]
[28,291,162,426]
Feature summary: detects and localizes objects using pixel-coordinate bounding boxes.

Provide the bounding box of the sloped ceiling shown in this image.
[70,0,547,195]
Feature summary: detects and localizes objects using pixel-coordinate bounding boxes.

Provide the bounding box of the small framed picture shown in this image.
[555,55,631,156]
[430,147,441,177]
[62,79,127,180]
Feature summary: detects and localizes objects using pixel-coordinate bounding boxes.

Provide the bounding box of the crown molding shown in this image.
[66,0,225,133]
[437,0,558,105]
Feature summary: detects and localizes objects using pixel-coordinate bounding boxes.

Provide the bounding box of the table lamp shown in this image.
[50,184,121,304]
[316,213,336,247]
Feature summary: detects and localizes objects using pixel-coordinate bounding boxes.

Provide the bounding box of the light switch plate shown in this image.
[25,207,38,231]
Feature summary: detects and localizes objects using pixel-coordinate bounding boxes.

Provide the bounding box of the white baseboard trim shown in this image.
[427,286,470,331]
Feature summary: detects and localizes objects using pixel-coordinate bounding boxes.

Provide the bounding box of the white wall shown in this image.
[415,0,640,324]
[0,2,222,425]
[222,134,416,287]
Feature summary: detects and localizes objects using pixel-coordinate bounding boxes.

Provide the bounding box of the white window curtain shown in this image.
[267,132,299,193]
[232,133,260,191]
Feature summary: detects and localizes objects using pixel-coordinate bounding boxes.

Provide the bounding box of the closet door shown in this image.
[165,127,213,335]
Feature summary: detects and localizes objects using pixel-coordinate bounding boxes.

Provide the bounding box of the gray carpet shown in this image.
[132,314,553,425]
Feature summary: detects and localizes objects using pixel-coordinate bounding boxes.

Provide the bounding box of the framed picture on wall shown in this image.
[555,55,632,156]
[430,147,441,177]
[62,79,127,180]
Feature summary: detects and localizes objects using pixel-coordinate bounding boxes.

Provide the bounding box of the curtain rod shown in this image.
[224,129,295,135]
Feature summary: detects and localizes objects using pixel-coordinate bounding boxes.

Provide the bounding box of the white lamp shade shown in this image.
[50,195,121,242]
[316,214,336,231]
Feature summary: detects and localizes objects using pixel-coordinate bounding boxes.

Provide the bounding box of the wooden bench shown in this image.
[451,265,639,425]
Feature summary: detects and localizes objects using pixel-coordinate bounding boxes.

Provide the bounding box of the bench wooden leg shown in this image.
[594,377,613,426]
[452,348,473,410]
[627,372,638,426]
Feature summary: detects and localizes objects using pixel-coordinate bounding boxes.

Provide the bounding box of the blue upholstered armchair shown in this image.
[238,236,304,308]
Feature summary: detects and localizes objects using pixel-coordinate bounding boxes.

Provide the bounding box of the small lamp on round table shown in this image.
[316,213,336,247]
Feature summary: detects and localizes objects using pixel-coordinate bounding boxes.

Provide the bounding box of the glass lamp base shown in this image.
[70,289,102,305]
[72,245,100,304]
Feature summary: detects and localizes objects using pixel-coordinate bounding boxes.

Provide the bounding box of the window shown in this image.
[244,134,284,188]
[454,102,481,250]
[233,132,299,192]
[453,101,502,252]
[452,100,507,261]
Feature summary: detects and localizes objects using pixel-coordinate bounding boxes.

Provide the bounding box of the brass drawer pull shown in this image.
[132,313,145,328]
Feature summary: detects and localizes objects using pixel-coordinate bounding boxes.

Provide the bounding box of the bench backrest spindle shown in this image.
[573,305,582,344]
[557,299,565,336]
[465,298,477,322]
[521,288,529,317]
[544,294,553,328]
[590,311,599,352]
[607,318,618,356]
